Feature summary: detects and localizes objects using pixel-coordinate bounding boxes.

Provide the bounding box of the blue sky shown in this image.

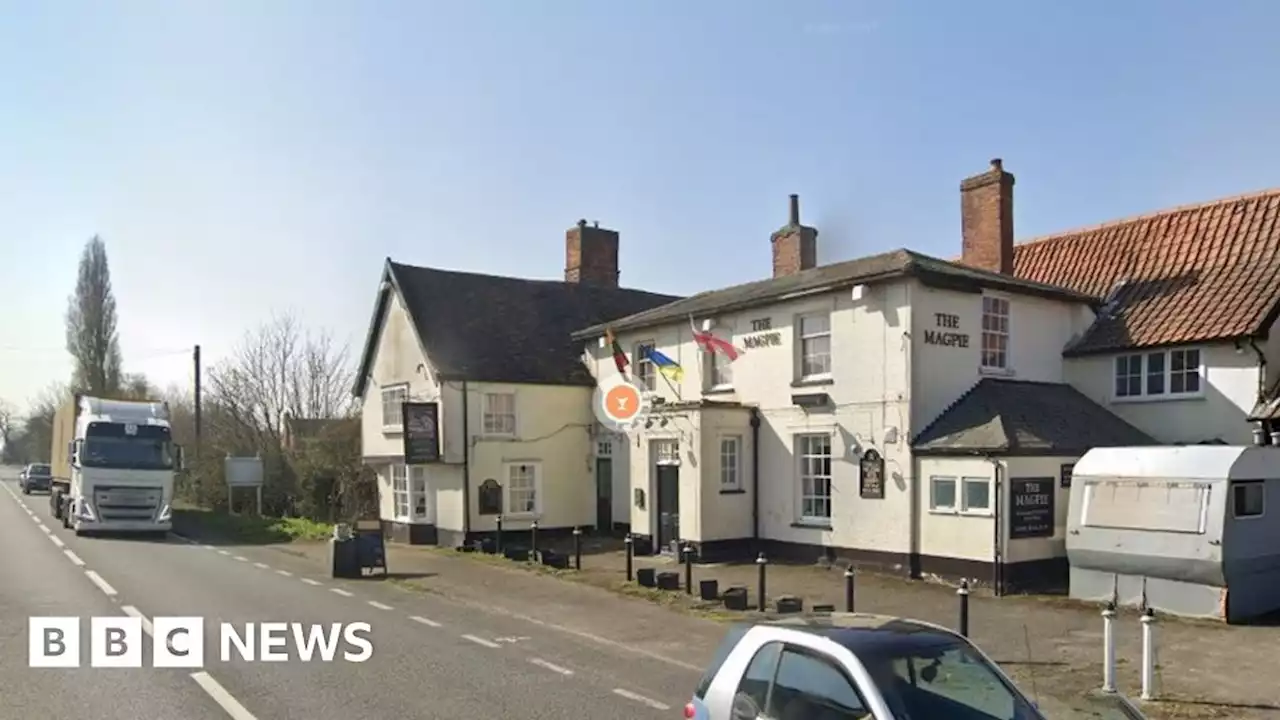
[3,0,1280,413]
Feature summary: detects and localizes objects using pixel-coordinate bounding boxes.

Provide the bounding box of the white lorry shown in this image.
[49,394,184,537]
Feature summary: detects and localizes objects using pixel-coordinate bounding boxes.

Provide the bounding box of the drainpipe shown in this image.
[461,379,471,540]
[989,455,1004,597]
[749,407,761,544]
[1248,338,1271,441]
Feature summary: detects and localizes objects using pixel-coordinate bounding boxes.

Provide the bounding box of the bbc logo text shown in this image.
[29,617,374,668]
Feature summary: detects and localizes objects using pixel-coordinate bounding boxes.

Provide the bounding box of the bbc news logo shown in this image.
[29,617,373,668]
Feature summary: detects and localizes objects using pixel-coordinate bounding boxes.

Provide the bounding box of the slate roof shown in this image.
[1013,188,1280,356]
[912,378,1156,455]
[352,260,682,396]
[573,248,1094,339]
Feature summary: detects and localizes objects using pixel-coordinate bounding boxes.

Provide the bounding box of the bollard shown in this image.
[683,543,695,594]
[1140,607,1159,700]
[844,567,856,612]
[624,534,634,582]
[1101,602,1117,693]
[495,515,504,553]
[756,553,768,612]
[572,527,583,571]
[530,520,539,561]
[957,579,970,637]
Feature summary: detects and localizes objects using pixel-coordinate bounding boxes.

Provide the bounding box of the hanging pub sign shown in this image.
[477,478,502,515]
[859,448,885,499]
[1009,477,1055,539]
[402,401,440,464]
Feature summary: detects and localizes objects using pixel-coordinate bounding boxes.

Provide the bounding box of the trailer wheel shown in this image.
[50,489,62,519]
[61,500,72,529]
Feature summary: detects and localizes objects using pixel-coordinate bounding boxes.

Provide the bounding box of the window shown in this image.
[767,648,868,719]
[720,436,742,491]
[482,392,516,435]
[706,346,733,389]
[731,642,782,712]
[931,476,992,514]
[886,643,1036,719]
[1233,481,1265,519]
[962,477,991,513]
[390,465,409,520]
[635,341,656,391]
[596,440,612,457]
[410,466,429,520]
[1114,348,1203,400]
[695,624,752,699]
[930,476,957,512]
[505,462,540,515]
[981,295,1010,370]
[797,434,832,522]
[381,384,408,429]
[654,439,680,465]
[797,314,832,379]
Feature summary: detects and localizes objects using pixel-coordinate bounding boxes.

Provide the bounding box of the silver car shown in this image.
[688,613,1046,720]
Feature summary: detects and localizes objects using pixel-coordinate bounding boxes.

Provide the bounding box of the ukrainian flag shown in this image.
[646,349,684,382]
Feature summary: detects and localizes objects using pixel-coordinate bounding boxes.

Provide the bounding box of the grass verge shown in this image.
[171,506,333,544]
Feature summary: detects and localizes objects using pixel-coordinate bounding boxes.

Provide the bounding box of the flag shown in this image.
[689,316,743,361]
[604,327,628,375]
[646,349,684,382]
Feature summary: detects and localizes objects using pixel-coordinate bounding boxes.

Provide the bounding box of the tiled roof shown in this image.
[912,378,1156,455]
[1013,189,1280,356]
[352,260,681,395]
[574,248,1093,339]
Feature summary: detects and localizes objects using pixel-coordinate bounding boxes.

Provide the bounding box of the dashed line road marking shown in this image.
[301,578,321,586]
[191,671,259,720]
[253,562,269,569]
[30,515,41,524]
[122,605,155,636]
[85,570,117,596]
[201,544,216,550]
[529,657,574,675]
[275,569,292,577]
[50,535,65,548]
[409,615,442,627]
[39,524,51,534]
[612,688,670,710]
[217,550,230,556]
[330,588,353,597]
[64,549,85,566]
[367,601,393,610]
[461,634,501,649]
[232,556,248,562]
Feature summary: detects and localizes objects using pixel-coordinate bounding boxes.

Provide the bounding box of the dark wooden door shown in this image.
[656,465,679,551]
[595,458,613,532]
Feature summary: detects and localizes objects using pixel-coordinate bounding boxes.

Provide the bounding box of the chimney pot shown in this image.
[577,219,587,228]
[789,194,800,225]
[990,158,1003,171]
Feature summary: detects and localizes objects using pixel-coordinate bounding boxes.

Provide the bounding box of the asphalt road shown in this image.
[0,470,700,719]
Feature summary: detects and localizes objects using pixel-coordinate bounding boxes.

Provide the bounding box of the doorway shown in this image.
[653,439,680,554]
[595,457,613,532]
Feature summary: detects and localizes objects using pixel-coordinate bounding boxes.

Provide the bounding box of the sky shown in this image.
[3,0,1280,416]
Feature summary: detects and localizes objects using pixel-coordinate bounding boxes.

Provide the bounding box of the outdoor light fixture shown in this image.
[645,419,654,429]
[660,418,669,428]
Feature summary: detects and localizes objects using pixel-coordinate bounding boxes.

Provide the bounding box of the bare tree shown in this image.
[66,235,122,395]
[0,399,13,458]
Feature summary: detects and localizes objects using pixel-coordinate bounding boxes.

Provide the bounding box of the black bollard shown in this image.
[530,520,539,562]
[957,579,971,637]
[683,543,695,594]
[624,534,634,582]
[756,553,768,612]
[573,526,583,571]
[496,515,504,553]
[844,567,855,612]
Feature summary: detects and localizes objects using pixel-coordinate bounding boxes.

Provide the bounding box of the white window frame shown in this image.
[796,313,832,381]
[390,465,409,521]
[796,433,832,524]
[409,465,430,521]
[960,476,993,515]
[719,435,742,492]
[381,383,408,431]
[705,342,734,391]
[1113,347,1204,401]
[482,392,517,436]
[635,340,656,391]
[595,439,613,457]
[504,461,541,517]
[980,295,1010,371]
[929,476,957,513]
[930,475,994,515]
[1232,481,1265,520]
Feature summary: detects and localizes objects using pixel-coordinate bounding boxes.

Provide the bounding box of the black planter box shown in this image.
[479,537,497,554]
[723,586,749,611]
[541,551,569,569]
[504,546,530,562]
[656,571,680,591]
[776,596,804,614]
[813,604,836,613]
[636,567,657,588]
[699,579,720,601]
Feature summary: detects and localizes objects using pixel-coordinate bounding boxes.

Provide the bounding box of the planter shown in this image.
[699,579,720,601]
[776,596,804,614]
[722,586,749,612]
[656,571,680,591]
[637,567,657,588]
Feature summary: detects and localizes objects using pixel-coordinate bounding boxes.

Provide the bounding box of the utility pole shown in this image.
[193,344,202,458]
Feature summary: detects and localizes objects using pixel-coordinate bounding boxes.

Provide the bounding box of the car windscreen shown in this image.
[31,464,51,475]
[694,624,750,699]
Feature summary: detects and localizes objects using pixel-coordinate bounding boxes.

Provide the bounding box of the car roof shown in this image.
[748,613,966,656]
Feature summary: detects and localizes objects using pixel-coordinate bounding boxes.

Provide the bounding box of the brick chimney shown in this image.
[771,194,818,278]
[960,158,1016,275]
[564,219,619,287]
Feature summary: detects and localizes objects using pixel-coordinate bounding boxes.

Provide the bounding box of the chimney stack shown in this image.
[565,219,620,287]
[771,194,818,278]
[960,158,1016,275]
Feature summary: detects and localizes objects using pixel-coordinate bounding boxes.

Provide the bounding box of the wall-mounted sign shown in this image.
[1060,463,1075,489]
[402,402,440,464]
[859,449,885,499]
[478,478,502,515]
[923,313,970,348]
[1009,477,1054,539]
[743,317,782,349]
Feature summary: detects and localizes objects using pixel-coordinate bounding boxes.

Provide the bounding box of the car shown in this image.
[20,463,53,495]
[688,613,1047,720]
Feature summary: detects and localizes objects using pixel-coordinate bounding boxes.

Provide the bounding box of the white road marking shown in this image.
[330,588,353,597]
[85,570,117,596]
[409,615,442,627]
[529,657,574,675]
[50,535,65,548]
[191,671,259,720]
[275,569,292,577]
[201,544,216,550]
[39,524,51,535]
[122,605,155,636]
[31,515,41,524]
[612,688,670,710]
[253,562,269,569]
[301,578,321,586]
[461,634,501,649]
[367,600,393,610]
[63,549,86,566]
[217,549,230,556]
[232,556,248,562]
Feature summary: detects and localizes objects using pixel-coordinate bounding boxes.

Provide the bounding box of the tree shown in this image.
[0,399,13,459]
[66,235,122,396]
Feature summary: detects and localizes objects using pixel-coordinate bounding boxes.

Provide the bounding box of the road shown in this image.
[0,469,700,719]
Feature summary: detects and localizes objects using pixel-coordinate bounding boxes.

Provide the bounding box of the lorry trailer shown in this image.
[49,394,184,537]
